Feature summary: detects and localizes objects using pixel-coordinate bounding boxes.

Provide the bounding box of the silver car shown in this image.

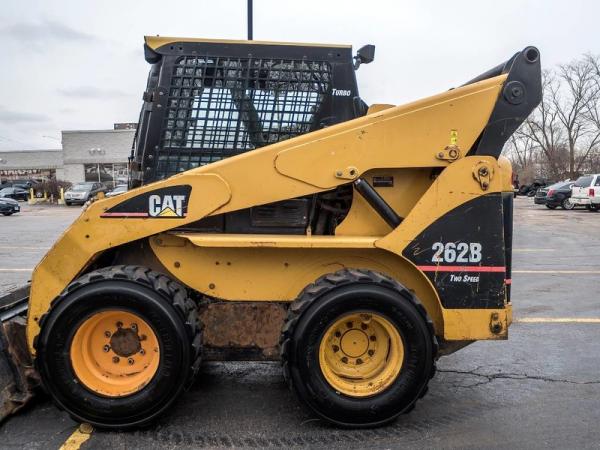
[64,182,107,205]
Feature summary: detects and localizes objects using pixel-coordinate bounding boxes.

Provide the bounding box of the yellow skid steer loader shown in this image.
[0,37,541,428]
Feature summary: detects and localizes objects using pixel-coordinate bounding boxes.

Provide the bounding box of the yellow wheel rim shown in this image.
[319,312,404,397]
[70,310,160,397]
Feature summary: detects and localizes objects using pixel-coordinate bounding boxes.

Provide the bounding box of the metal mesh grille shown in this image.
[157,56,332,178]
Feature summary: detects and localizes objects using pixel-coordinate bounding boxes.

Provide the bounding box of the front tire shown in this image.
[281,269,437,427]
[546,204,556,209]
[35,265,202,429]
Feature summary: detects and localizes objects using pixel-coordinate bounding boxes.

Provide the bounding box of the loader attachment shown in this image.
[0,284,39,424]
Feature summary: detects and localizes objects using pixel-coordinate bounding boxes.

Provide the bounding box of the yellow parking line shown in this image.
[513,270,600,274]
[59,423,93,450]
[516,318,600,324]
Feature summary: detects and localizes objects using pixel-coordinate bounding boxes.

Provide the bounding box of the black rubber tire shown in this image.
[588,204,599,212]
[65,201,71,206]
[280,268,437,427]
[35,265,202,429]
[546,204,556,209]
[561,198,575,210]
[2,212,12,216]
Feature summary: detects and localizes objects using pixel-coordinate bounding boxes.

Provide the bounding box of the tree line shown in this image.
[505,54,600,183]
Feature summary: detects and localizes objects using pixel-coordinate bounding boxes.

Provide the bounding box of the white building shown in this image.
[0,124,135,187]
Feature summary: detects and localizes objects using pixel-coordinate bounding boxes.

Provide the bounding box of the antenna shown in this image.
[247,0,253,40]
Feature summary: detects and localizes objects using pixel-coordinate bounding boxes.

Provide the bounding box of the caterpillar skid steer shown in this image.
[0,37,541,428]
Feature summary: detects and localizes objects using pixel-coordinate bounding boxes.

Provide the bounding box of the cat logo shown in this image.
[148,194,186,217]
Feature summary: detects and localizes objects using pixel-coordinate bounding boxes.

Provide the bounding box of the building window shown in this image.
[84,163,128,188]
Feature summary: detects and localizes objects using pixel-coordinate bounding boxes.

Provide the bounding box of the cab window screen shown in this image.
[157,56,332,178]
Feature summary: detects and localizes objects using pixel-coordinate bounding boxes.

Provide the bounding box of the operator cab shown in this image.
[130,37,375,234]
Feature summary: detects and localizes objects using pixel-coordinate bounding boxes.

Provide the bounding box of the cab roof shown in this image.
[144,36,351,51]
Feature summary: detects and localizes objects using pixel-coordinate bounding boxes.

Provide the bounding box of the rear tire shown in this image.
[561,198,575,210]
[2,212,12,216]
[35,265,202,429]
[280,269,437,427]
[546,204,556,209]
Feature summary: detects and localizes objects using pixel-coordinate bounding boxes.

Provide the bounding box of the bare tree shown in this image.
[510,55,600,182]
[550,57,600,177]
[581,54,600,173]
[521,71,565,179]
[506,131,535,171]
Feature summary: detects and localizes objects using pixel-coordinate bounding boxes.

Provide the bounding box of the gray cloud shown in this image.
[0,106,51,124]
[57,86,131,99]
[0,19,96,44]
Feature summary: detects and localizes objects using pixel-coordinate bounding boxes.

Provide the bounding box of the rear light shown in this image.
[547,189,555,197]
[590,188,595,197]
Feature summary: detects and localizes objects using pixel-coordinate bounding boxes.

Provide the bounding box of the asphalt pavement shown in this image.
[1,198,599,449]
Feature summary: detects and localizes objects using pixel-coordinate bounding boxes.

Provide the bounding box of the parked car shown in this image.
[64,182,107,205]
[534,187,548,205]
[0,179,40,190]
[570,174,600,211]
[106,184,128,197]
[544,181,576,209]
[0,197,20,216]
[0,187,29,201]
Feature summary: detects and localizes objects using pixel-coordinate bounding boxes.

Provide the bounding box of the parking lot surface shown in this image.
[1,199,599,449]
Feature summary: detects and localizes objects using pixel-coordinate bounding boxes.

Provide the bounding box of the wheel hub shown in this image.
[340,329,369,358]
[110,327,142,357]
[319,312,404,397]
[70,310,160,397]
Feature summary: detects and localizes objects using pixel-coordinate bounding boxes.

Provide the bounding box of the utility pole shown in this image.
[247,0,253,40]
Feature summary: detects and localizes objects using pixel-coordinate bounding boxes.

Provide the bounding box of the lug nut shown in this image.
[334,331,341,338]
[341,357,348,364]
[346,321,353,329]
[128,358,135,365]
[361,323,368,330]
[368,349,375,356]
[116,321,123,328]
[356,358,363,365]
[370,335,376,342]
[332,345,339,353]
[140,348,146,355]
[112,356,120,363]
[131,323,138,331]
[103,345,110,353]
[140,334,147,341]
[104,331,111,338]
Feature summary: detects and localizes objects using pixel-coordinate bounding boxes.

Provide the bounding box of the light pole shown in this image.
[247,0,253,40]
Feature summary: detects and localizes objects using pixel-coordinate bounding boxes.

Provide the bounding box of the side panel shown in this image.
[375,156,511,339]
[149,240,445,334]
[402,194,506,309]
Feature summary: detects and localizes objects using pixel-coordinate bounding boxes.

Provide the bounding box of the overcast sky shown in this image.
[0,0,598,151]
